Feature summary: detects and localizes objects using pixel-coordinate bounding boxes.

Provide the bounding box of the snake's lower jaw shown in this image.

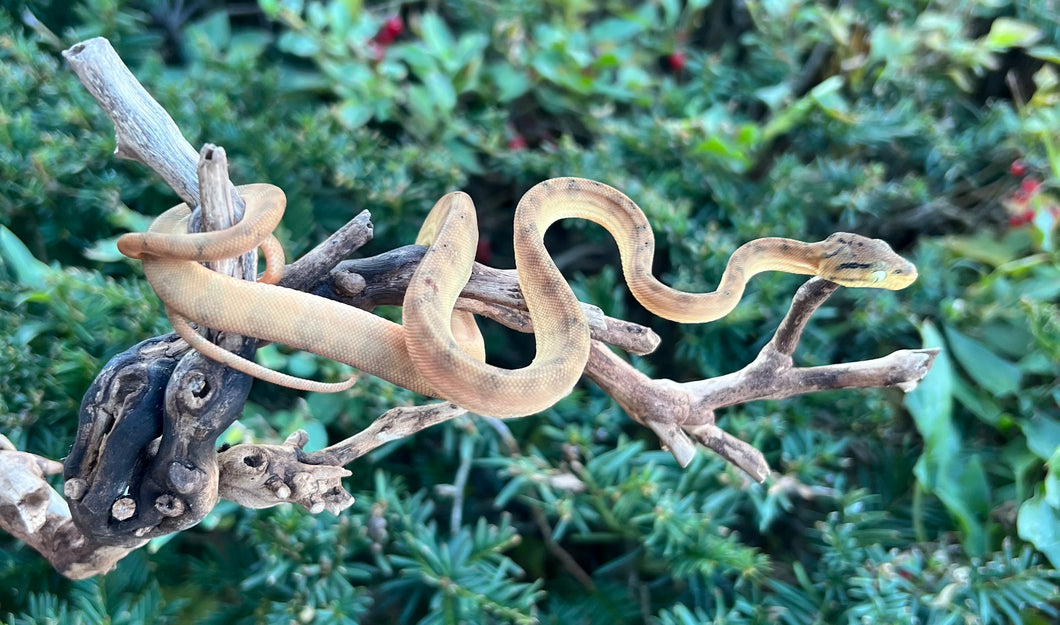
[868,267,918,290]
[830,260,918,290]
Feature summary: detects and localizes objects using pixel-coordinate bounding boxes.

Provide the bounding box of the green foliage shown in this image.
[2,0,1060,623]
[0,224,167,458]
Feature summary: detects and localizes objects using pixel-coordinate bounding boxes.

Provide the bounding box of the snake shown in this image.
[116,177,918,418]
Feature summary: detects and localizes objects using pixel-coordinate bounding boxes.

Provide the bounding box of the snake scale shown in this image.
[117,177,917,418]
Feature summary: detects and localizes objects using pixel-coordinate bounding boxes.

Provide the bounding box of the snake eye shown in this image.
[869,269,886,284]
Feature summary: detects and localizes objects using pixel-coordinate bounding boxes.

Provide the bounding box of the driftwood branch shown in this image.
[217,430,354,514]
[584,278,939,480]
[0,36,936,579]
[0,435,136,579]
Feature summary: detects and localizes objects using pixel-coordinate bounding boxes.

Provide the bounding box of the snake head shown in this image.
[819,233,918,290]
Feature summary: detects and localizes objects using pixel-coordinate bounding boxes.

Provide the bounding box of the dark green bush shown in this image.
[2,0,1058,623]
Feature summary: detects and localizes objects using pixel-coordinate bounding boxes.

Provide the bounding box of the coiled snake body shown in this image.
[118,177,917,418]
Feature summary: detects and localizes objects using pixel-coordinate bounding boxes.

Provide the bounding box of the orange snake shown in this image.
[117,177,917,418]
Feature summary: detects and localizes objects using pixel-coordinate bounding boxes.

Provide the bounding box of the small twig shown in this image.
[304,403,469,466]
[280,210,375,293]
[449,434,474,536]
[769,278,838,356]
[531,506,596,591]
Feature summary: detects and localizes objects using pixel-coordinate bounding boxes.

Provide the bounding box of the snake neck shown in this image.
[626,237,822,324]
[714,237,822,308]
[729,237,821,278]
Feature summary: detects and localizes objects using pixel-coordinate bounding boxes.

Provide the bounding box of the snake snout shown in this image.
[885,258,918,290]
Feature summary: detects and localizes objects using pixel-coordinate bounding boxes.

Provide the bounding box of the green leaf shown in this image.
[588,17,643,43]
[951,376,1004,426]
[755,82,791,110]
[424,71,457,113]
[809,75,851,120]
[907,321,987,553]
[983,18,1042,50]
[0,225,53,288]
[943,324,1022,397]
[419,12,455,56]
[489,64,531,102]
[306,392,346,427]
[228,31,273,63]
[1018,484,1060,569]
[1028,45,1060,64]
[938,454,989,554]
[694,135,752,171]
[334,99,374,129]
[406,84,437,128]
[286,351,322,378]
[259,0,280,19]
[277,31,320,57]
[81,237,127,263]
[940,233,1024,267]
[185,10,232,53]
[905,321,955,456]
[451,33,489,74]
[1022,417,1060,462]
[392,42,437,79]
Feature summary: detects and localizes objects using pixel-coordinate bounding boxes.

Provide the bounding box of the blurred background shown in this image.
[1,0,1058,623]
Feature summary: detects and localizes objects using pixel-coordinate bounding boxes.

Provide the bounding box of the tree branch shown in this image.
[585,278,938,480]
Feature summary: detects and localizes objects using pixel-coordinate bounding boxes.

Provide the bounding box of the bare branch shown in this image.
[684,347,940,413]
[585,279,936,480]
[769,277,839,356]
[63,37,201,205]
[304,403,469,466]
[281,210,375,293]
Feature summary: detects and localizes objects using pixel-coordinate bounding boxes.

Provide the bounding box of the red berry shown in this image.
[1020,177,1041,195]
[1008,209,1035,227]
[507,135,527,151]
[375,15,403,45]
[668,51,687,72]
[1012,188,1029,204]
[384,15,403,38]
[1010,159,1027,177]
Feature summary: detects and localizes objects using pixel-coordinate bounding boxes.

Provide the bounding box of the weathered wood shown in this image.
[63,37,201,206]
[0,434,140,579]
[584,278,940,479]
